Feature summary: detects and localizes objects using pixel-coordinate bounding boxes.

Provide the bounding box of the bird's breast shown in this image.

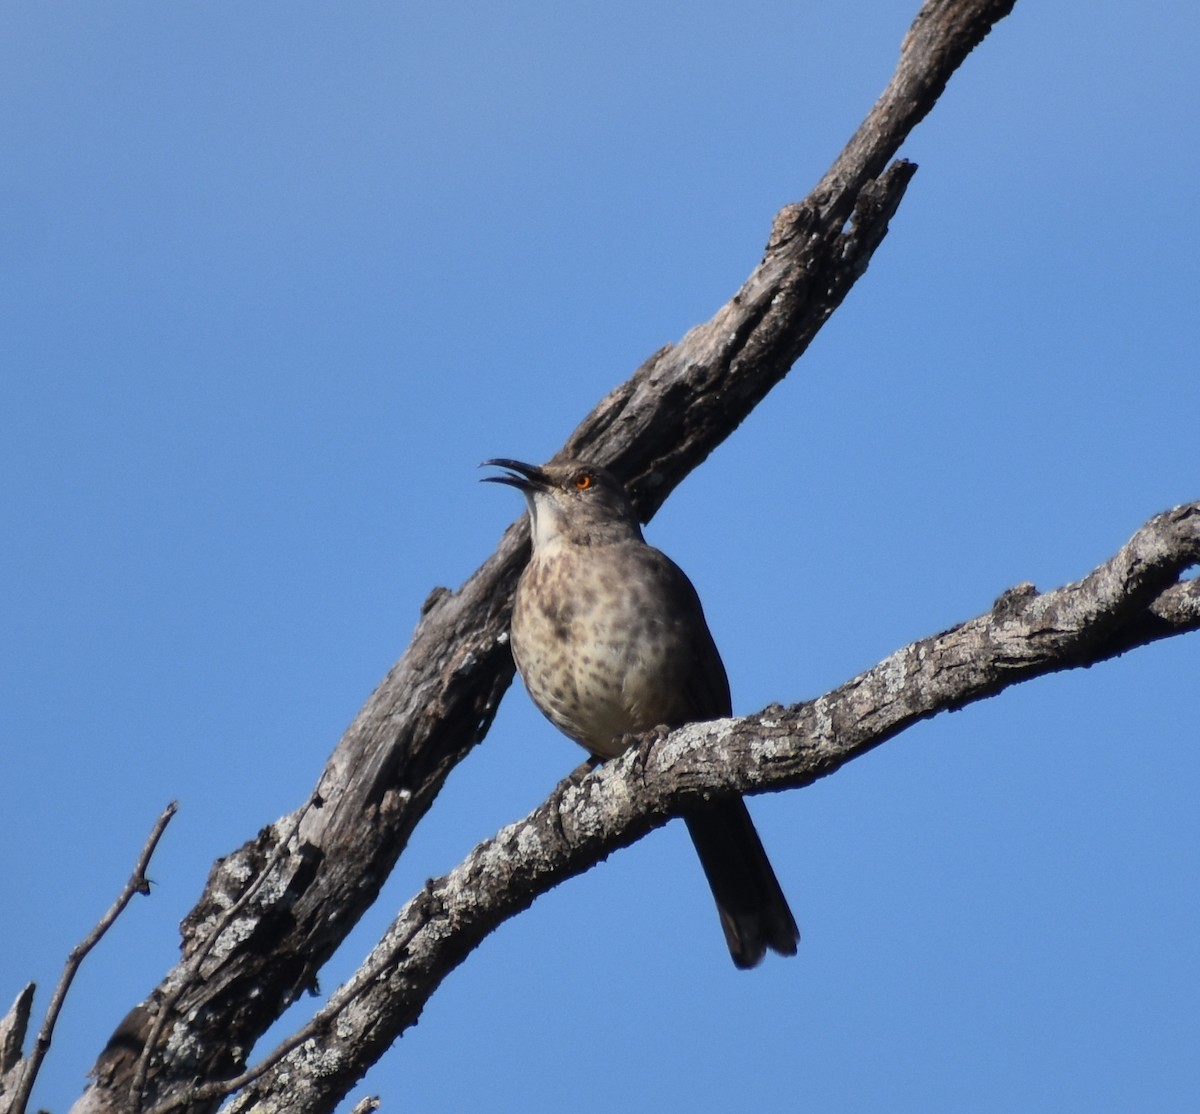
[511,542,688,758]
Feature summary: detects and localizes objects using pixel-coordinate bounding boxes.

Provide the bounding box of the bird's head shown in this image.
[482,458,644,548]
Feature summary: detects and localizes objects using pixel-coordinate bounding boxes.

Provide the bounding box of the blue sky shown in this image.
[2,3,1197,1111]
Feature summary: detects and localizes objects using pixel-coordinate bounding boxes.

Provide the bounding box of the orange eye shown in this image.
[575,473,592,491]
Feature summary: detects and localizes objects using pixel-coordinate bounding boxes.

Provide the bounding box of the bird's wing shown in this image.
[645,548,733,722]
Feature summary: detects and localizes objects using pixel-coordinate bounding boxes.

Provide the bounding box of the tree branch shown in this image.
[3,803,177,1114]
[70,2,1020,1111]
[179,503,1198,1112]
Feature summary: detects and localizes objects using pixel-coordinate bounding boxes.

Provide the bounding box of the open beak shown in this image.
[480,458,551,492]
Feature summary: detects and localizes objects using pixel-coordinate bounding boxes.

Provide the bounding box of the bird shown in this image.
[483,457,799,968]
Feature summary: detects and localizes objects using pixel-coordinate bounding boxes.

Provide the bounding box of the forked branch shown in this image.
[68,2,1031,1111]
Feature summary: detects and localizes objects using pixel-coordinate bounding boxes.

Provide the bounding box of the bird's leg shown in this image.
[562,754,603,788]
[617,724,673,754]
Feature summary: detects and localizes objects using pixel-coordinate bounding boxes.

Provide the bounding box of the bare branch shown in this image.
[192,503,1199,1112]
[5,803,177,1114]
[71,2,1022,1110]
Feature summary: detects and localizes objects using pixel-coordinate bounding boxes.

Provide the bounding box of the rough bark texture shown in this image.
[48,2,1037,1112]
[0,987,35,1105]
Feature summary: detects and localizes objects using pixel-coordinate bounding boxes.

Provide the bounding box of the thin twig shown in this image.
[6,802,178,1114]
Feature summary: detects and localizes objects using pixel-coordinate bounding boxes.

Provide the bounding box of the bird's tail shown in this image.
[684,798,799,969]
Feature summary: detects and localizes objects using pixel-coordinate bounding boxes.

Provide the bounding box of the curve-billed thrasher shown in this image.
[484,457,799,968]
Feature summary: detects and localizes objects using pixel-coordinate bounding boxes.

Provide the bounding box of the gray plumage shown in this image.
[484,457,799,968]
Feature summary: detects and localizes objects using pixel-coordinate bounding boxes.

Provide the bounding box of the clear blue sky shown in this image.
[3,3,1197,1111]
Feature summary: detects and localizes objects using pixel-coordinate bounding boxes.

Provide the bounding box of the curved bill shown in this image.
[480,458,551,491]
